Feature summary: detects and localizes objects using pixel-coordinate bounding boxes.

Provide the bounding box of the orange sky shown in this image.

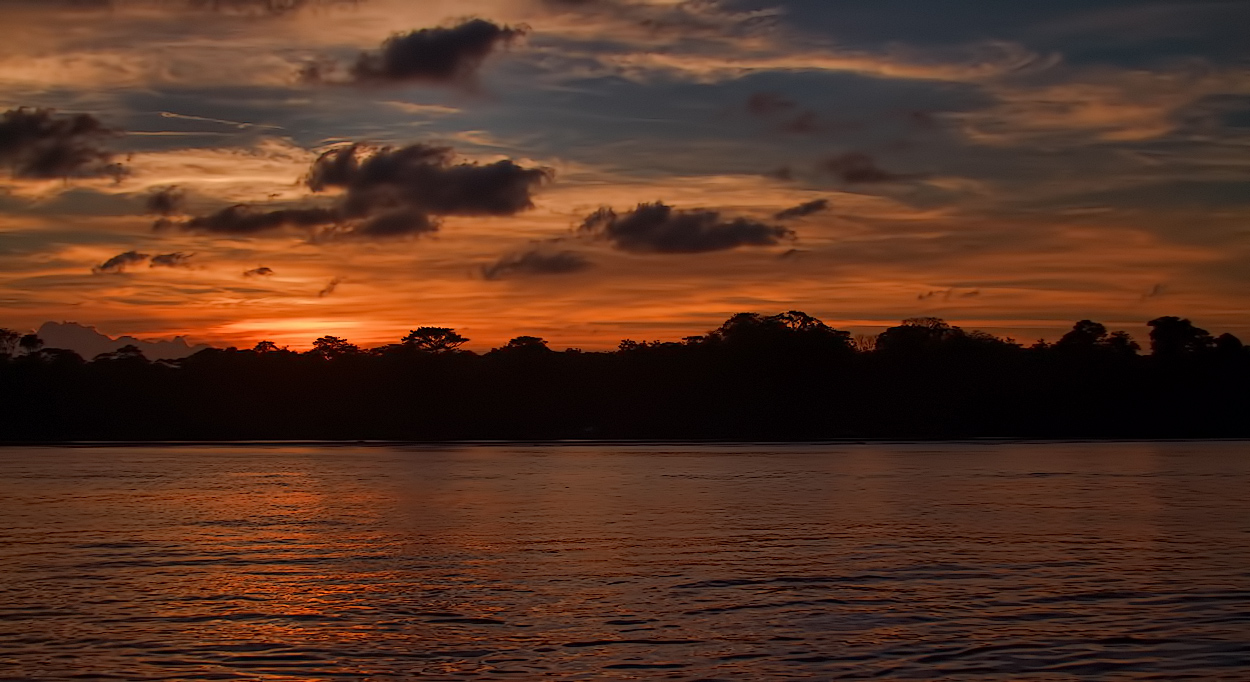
[1,0,1247,350]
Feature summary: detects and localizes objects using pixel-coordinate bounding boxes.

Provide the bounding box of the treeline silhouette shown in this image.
[1,313,1247,441]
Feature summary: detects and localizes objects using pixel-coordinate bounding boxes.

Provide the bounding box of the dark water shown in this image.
[1,442,1248,681]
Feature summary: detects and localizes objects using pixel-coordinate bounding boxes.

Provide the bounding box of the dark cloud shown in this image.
[541,0,772,37]
[180,205,339,235]
[821,152,919,184]
[747,92,798,117]
[185,0,361,14]
[176,142,549,240]
[336,209,438,240]
[92,250,149,274]
[305,19,526,87]
[580,202,794,254]
[309,143,551,218]
[0,108,125,180]
[318,277,342,297]
[482,249,592,280]
[5,0,361,15]
[746,93,823,135]
[243,266,275,277]
[917,288,979,301]
[145,186,186,216]
[774,199,829,220]
[150,252,193,268]
[780,111,822,134]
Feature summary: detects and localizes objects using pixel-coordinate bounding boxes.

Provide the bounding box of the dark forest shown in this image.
[2,313,1247,442]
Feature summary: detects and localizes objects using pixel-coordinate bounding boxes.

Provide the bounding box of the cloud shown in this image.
[92,250,149,274]
[0,108,125,180]
[4,0,360,15]
[746,92,798,117]
[338,209,439,240]
[145,186,186,219]
[304,19,526,87]
[821,152,919,184]
[580,202,793,254]
[318,276,342,297]
[180,205,339,235]
[482,248,592,280]
[309,143,551,217]
[172,141,549,239]
[774,199,830,220]
[538,0,775,39]
[150,252,194,268]
[172,140,550,239]
[746,92,823,135]
[243,266,275,277]
[185,0,361,15]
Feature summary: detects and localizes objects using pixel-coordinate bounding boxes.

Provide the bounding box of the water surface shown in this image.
[1,441,1248,680]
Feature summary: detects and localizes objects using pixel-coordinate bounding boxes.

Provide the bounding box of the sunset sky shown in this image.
[1,0,1247,350]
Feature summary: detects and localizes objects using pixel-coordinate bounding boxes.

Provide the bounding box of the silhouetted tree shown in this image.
[1104,331,1140,356]
[0,311,1246,441]
[93,344,147,363]
[1148,316,1214,359]
[253,340,283,353]
[875,317,960,356]
[707,311,851,353]
[1054,320,1139,357]
[28,347,84,366]
[310,335,360,359]
[401,327,469,353]
[492,336,552,356]
[18,334,43,355]
[0,328,20,356]
[1214,333,1246,358]
[1056,319,1107,348]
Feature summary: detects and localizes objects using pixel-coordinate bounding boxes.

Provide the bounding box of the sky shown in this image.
[0,0,1247,350]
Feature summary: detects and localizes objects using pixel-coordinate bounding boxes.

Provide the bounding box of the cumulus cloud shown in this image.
[172,142,551,240]
[580,202,793,254]
[150,252,194,268]
[482,248,592,280]
[303,19,526,87]
[308,143,550,218]
[243,266,275,277]
[0,108,125,180]
[774,199,830,220]
[821,152,918,184]
[92,250,149,274]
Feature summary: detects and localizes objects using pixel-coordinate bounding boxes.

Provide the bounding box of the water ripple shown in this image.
[1,441,1248,680]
